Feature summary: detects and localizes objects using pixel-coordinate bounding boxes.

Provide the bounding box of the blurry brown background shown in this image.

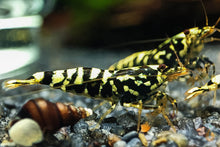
[41,0,220,46]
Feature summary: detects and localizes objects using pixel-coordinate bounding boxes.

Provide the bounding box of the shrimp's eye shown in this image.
[184,29,190,35]
[158,64,167,70]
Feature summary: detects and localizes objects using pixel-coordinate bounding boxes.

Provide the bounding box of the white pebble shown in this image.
[9,118,43,146]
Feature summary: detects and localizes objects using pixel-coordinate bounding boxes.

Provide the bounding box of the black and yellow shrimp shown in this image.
[3,64,190,131]
[109,16,220,81]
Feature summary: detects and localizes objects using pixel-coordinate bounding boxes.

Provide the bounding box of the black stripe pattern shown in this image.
[109,25,216,71]
[29,66,167,105]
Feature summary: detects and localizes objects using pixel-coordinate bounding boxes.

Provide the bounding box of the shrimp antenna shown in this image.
[214,17,220,28]
[200,0,208,26]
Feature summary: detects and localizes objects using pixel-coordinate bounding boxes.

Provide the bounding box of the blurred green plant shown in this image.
[66,0,123,26]
[58,0,125,45]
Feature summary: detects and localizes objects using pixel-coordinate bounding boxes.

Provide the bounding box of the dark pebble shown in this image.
[116,111,137,130]
[121,131,138,142]
[90,129,109,144]
[101,123,117,131]
[70,133,86,147]
[110,125,126,136]
[102,116,117,123]
[177,118,197,137]
[73,120,89,135]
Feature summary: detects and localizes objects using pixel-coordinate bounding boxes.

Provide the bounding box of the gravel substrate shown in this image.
[0,80,220,147]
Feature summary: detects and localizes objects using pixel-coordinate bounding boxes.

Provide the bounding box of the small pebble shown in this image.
[110,125,125,136]
[193,117,203,129]
[90,129,109,144]
[127,138,142,147]
[113,140,127,147]
[138,132,148,146]
[121,131,138,141]
[73,120,89,134]
[9,118,43,146]
[177,118,197,137]
[70,133,86,147]
[116,111,137,129]
[108,133,121,146]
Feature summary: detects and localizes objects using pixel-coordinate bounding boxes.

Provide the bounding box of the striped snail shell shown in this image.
[17,98,92,132]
